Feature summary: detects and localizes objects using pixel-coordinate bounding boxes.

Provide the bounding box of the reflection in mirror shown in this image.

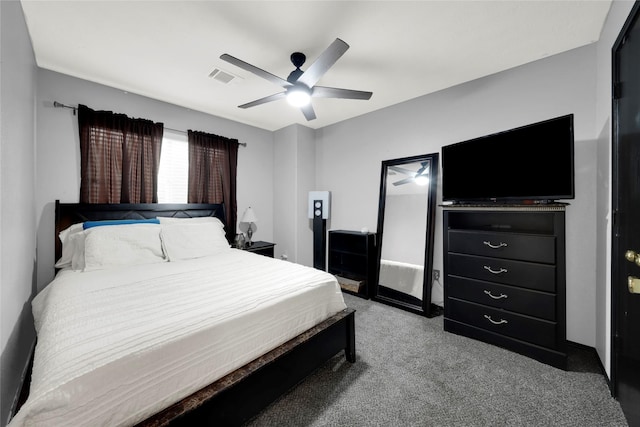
[373,153,439,317]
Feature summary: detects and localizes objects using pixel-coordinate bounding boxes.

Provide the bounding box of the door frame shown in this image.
[611,0,640,399]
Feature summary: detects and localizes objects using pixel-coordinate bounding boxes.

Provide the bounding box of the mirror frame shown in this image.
[373,153,439,317]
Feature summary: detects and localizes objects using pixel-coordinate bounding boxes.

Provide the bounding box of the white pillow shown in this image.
[158,216,225,229]
[70,231,87,271]
[55,223,85,268]
[82,224,166,271]
[160,222,230,261]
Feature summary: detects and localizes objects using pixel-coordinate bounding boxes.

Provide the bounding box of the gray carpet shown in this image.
[246,294,628,427]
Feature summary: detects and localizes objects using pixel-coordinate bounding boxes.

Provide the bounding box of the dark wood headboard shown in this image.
[54,200,226,262]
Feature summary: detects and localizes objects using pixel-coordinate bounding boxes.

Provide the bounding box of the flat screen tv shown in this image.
[441,114,575,203]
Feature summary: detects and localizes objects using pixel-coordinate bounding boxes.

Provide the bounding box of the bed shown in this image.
[378,259,424,301]
[10,201,355,427]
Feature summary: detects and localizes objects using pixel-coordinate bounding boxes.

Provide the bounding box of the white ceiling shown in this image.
[20,1,612,132]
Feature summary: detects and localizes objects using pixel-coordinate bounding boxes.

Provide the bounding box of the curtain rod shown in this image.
[53,101,247,147]
[163,127,247,147]
[53,101,77,114]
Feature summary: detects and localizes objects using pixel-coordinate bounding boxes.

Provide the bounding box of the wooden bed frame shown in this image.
[23,201,356,426]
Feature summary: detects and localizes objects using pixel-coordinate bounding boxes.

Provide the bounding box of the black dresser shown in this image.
[443,205,567,369]
[328,230,377,299]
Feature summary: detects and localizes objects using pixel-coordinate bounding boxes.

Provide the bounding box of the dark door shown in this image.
[612,2,640,426]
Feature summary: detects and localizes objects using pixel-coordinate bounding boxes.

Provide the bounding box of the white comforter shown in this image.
[10,250,347,427]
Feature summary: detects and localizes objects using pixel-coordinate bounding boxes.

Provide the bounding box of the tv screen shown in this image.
[441,114,575,203]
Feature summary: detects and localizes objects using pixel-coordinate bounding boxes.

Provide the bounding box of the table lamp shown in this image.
[241,207,258,246]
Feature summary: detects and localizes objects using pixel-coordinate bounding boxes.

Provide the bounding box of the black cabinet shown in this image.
[328,230,377,299]
[443,206,567,369]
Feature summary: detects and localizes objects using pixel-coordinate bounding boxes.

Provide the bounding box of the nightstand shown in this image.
[244,241,275,258]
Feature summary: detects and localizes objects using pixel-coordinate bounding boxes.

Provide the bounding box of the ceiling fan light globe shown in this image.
[414,176,430,186]
[287,88,311,107]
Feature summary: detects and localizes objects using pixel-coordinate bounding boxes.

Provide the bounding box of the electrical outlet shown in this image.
[433,269,440,281]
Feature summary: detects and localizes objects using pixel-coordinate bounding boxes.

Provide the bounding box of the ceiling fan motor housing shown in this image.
[290,52,306,68]
[288,52,306,83]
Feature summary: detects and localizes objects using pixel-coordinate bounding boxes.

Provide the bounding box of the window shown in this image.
[157,130,188,203]
[157,128,239,239]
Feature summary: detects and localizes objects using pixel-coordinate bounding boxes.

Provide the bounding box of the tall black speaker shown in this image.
[309,191,330,270]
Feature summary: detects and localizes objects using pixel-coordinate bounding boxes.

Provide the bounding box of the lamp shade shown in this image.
[241,207,258,223]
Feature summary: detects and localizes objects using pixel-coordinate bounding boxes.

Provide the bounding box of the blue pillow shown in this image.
[83,218,160,229]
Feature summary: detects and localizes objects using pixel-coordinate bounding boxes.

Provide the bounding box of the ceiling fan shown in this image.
[220,38,373,121]
[389,162,430,186]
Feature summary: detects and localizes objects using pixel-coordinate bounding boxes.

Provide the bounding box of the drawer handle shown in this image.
[483,266,508,274]
[483,240,508,249]
[483,290,508,299]
[484,315,508,325]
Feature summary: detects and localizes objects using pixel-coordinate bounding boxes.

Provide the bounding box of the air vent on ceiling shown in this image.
[208,68,241,84]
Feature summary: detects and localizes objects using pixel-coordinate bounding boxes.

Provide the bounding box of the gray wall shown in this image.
[316,44,599,346]
[273,124,316,265]
[34,69,275,291]
[381,194,428,266]
[0,1,38,424]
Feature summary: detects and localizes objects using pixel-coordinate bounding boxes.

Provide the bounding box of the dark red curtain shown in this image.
[78,104,163,203]
[187,130,239,239]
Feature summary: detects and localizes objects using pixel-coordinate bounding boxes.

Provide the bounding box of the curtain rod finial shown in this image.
[53,101,77,115]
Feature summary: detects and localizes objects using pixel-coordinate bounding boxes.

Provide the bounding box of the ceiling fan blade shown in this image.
[312,86,372,100]
[301,103,316,121]
[388,165,416,176]
[416,163,430,176]
[393,177,415,186]
[297,38,349,87]
[220,54,292,88]
[238,92,286,109]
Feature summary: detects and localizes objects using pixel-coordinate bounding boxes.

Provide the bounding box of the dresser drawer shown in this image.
[448,230,555,263]
[448,253,555,292]
[447,276,556,321]
[447,298,557,349]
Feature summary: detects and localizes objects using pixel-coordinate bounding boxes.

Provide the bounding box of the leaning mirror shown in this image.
[373,153,439,317]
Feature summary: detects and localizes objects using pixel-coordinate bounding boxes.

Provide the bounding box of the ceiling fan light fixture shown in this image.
[286,87,311,107]
[414,175,430,186]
